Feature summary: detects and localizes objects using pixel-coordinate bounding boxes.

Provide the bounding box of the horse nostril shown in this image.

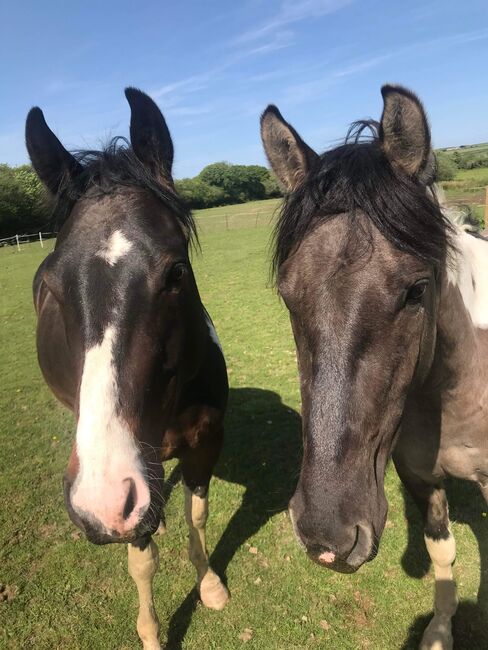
[123,478,137,520]
[318,549,337,564]
[346,523,374,566]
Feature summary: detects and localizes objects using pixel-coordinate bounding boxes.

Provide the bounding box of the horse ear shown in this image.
[379,84,431,178]
[25,107,82,194]
[260,105,318,191]
[125,87,174,179]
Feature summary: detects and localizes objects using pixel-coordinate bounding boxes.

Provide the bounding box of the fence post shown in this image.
[39,231,44,248]
[225,215,229,230]
[255,213,259,228]
[15,234,20,252]
[485,186,488,225]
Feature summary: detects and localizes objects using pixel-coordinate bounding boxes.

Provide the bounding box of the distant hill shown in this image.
[437,142,488,152]
[436,142,488,170]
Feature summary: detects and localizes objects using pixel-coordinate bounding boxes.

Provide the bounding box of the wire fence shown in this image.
[194,209,279,233]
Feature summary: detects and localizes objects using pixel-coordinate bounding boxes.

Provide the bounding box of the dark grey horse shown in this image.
[261,84,488,649]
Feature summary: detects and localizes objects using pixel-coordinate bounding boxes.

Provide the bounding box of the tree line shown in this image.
[2,149,486,238]
[174,162,282,209]
[0,161,282,238]
[0,164,49,239]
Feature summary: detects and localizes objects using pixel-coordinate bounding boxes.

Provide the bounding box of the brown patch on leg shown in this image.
[128,539,161,650]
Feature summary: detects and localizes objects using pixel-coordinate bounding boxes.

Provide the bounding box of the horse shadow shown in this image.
[400,479,488,650]
[164,386,302,649]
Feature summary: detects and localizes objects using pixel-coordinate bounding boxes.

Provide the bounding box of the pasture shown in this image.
[441,168,488,224]
[0,198,487,649]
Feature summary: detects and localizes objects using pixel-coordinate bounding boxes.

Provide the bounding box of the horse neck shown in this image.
[427,233,488,404]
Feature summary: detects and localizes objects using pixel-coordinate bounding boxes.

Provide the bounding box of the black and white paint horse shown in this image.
[28,88,229,649]
[261,84,488,649]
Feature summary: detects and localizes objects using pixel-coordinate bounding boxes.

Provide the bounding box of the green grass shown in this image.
[1,200,487,649]
[442,168,487,227]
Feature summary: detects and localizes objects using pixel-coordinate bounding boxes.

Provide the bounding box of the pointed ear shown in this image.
[125,87,174,179]
[379,84,431,178]
[260,105,318,191]
[25,107,82,194]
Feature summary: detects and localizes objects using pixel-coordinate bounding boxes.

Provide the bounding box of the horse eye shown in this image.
[405,280,428,306]
[165,262,187,292]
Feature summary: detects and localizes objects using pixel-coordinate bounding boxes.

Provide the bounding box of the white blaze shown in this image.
[97,230,133,266]
[71,326,149,533]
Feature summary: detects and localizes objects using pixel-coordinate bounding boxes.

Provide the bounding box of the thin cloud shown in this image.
[233,0,354,45]
[332,55,392,79]
[151,73,214,101]
[280,27,488,107]
[45,80,86,95]
[151,29,296,112]
[281,54,388,106]
[247,29,295,55]
[411,26,488,50]
[166,104,214,117]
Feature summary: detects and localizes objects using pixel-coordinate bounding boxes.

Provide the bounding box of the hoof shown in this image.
[199,569,230,611]
[419,615,453,650]
[141,641,161,650]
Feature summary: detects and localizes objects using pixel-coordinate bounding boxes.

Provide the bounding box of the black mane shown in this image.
[52,137,197,246]
[272,120,453,276]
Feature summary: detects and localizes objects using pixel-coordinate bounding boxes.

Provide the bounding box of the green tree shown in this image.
[435,153,458,182]
[175,178,227,209]
[198,162,276,204]
[198,162,233,189]
[0,164,49,238]
[262,172,282,198]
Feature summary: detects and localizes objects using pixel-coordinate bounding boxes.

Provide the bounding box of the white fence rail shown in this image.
[0,231,56,251]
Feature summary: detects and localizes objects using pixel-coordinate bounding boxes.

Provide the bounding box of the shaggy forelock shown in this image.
[273,121,453,278]
[51,137,197,247]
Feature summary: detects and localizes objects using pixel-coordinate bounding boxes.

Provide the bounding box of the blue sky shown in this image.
[1,0,487,178]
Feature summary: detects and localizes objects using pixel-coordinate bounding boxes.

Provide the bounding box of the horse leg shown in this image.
[420,486,457,650]
[397,464,457,650]
[128,538,161,650]
[183,482,230,610]
[179,417,229,610]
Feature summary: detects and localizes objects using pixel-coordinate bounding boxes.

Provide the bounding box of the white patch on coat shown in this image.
[97,230,133,266]
[205,311,222,350]
[425,533,456,570]
[71,326,149,534]
[447,226,488,328]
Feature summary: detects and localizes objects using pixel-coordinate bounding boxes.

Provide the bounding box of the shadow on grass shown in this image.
[400,480,488,650]
[165,387,302,650]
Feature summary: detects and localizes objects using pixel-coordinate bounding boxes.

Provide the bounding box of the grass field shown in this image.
[442,168,488,225]
[1,199,487,649]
